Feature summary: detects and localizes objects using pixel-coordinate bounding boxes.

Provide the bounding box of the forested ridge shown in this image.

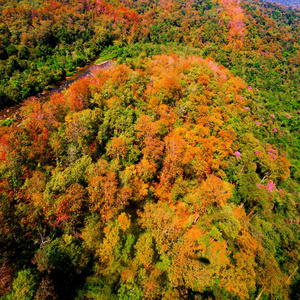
[269,0,300,8]
[0,0,300,299]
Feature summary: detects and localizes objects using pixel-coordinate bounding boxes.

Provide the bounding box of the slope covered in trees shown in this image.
[0,0,299,107]
[0,0,140,106]
[0,0,300,299]
[0,53,299,299]
[268,0,300,8]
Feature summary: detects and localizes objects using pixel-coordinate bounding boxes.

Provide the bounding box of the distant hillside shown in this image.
[265,0,300,7]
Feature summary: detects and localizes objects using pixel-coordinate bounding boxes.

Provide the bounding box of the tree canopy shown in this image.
[0,0,300,299]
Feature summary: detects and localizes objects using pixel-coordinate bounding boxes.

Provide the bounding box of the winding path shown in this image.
[0,60,113,123]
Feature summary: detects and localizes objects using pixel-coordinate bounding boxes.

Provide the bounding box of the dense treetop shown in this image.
[0,0,299,106]
[0,0,300,299]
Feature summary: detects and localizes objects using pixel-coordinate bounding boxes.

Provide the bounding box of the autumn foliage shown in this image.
[0,50,298,299]
[0,0,300,298]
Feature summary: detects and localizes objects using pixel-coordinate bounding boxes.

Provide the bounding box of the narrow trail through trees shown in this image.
[0,60,114,123]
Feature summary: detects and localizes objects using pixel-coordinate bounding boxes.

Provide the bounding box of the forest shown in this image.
[269,0,300,8]
[0,0,300,299]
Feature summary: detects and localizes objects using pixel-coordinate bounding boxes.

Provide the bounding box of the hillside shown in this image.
[267,0,300,8]
[0,0,300,299]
